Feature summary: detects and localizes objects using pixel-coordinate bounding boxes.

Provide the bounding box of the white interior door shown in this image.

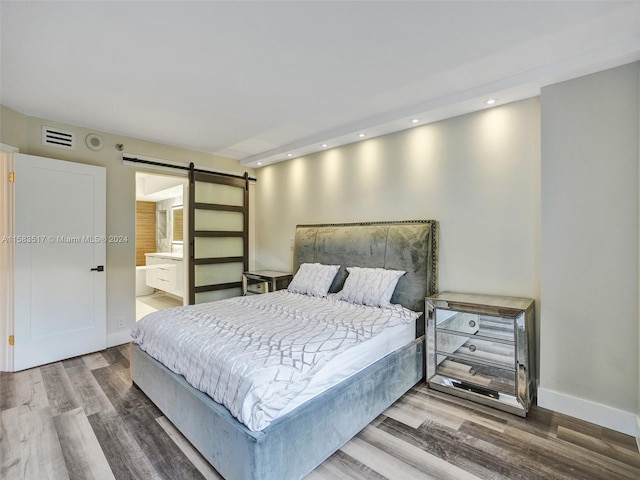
[13,153,106,371]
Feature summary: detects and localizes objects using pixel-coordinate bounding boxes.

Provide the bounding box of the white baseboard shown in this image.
[107,329,133,348]
[538,387,636,436]
[636,415,640,452]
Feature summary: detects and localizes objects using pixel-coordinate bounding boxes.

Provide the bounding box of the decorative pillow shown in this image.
[337,267,405,307]
[287,263,341,297]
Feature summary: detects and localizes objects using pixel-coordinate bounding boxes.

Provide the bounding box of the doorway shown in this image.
[135,172,188,320]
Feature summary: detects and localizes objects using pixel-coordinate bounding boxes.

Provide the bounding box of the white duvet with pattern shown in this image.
[130,291,419,431]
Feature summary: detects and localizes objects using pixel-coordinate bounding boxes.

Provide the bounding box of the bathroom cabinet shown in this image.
[145,253,184,298]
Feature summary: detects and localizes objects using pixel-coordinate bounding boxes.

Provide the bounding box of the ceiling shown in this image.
[136,172,185,202]
[1,2,639,168]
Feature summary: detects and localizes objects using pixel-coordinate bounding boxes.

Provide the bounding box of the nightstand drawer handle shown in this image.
[468,320,476,328]
[469,368,477,376]
[468,344,477,352]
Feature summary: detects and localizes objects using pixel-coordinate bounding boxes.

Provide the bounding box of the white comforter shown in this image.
[131,291,419,431]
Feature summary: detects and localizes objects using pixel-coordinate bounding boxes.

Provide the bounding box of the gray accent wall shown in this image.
[540,63,639,433]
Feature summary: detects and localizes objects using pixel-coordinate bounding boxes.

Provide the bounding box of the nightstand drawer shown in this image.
[436,356,516,395]
[437,311,515,342]
[436,331,515,369]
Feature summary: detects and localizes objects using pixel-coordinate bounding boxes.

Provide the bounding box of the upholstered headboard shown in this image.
[292,220,438,315]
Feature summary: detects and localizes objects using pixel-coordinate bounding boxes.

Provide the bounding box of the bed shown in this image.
[130,220,438,480]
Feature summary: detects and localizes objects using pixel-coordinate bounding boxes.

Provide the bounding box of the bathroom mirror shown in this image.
[172,205,183,244]
[157,210,167,240]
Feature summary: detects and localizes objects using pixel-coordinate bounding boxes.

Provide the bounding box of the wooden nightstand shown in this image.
[426,292,535,416]
[242,270,293,295]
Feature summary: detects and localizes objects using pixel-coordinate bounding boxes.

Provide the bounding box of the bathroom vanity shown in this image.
[145,252,184,298]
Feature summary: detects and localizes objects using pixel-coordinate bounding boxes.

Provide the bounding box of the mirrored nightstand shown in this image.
[426,292,535,416]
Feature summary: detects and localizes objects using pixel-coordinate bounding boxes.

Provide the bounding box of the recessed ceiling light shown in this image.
[257,162,262,166]
[287,153,293,157]
[411,118,419,124]
[485,98,498,105]
[321,143,328,148]
[358,133,366,138]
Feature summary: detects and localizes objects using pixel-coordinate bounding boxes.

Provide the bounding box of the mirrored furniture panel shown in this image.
[426,292,535,416]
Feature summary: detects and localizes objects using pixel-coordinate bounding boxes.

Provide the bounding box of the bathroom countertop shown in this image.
[145,252,184,260]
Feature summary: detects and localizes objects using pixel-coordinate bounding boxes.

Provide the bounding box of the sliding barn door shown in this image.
[188,168,249,304]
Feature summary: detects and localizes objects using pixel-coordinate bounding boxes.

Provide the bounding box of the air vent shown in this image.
[42,126,75,150]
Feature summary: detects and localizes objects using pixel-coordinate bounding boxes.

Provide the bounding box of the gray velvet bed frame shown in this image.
[131,220,438,480]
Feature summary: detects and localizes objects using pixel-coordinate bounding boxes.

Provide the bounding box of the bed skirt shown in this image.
[131,336,424,480]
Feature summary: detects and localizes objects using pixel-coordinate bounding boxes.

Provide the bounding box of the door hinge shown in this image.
[8,335,14,346]
[9,171,15,183]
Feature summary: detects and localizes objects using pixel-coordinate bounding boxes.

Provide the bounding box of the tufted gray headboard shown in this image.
[292,220,438,318]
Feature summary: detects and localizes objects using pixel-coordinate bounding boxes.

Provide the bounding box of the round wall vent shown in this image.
[85,133,104,151]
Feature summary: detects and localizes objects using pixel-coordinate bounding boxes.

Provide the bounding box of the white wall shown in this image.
[255,96,541,343]
[539,63,639,434]
[255,69,640,435]
[0,105,255,350]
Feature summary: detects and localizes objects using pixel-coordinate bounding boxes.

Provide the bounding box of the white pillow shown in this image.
[287,263,341,297]
[337,267,405,307]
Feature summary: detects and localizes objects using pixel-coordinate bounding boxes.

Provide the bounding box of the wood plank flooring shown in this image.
[1,344,639,480]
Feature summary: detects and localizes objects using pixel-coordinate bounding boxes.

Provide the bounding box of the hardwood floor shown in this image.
[1,344,639,480]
